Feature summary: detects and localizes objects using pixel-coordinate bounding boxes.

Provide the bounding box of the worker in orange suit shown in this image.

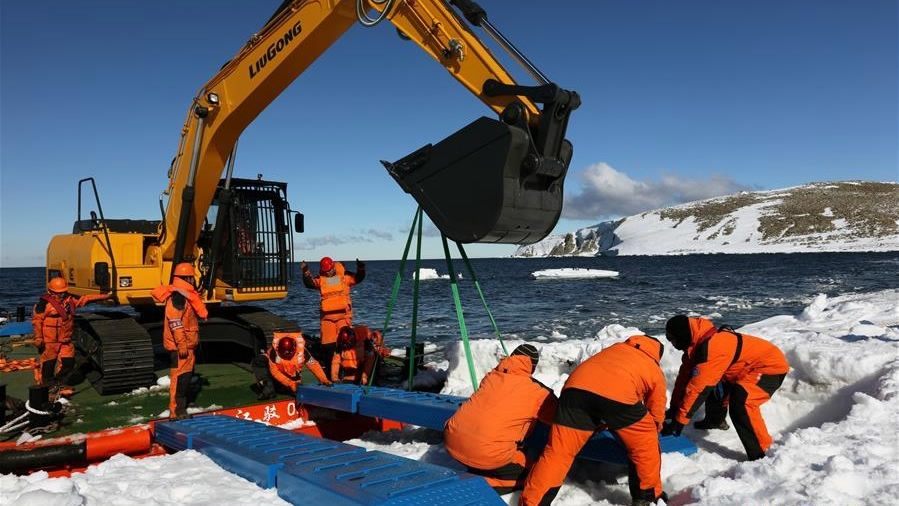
[252,330,332,399]
[445,344,557,494]
[150,263,208,420]
[331,325,386,385]
[32,277,111,389]
[661,315,789,461]
[520,335,668,506]
[300,256,365,378]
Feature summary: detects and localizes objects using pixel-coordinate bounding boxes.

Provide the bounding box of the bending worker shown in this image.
[151,263,208,420]
[253,329,332,399]
[31,277,111,389]
[301,256,365,378]
[520,335,668,506]
[444,344,557,494]
[662,315,789,461]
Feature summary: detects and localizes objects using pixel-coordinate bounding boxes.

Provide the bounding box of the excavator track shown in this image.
[74,312,157,395]
[228,307,301,348]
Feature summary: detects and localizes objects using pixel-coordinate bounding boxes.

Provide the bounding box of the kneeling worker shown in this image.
[444,344,557,494]
[520,335,668,506]
[253,330,332,399]
[331,325,386,385]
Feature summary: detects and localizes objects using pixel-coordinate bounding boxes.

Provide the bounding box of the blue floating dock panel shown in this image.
[297,384,362,412]
[157,416,366,489]
[356,387,466,430]
[156,415,503,505]
[525,422,698,466]
[660,434,698,457]
[577,432,697,465]
[0,321,33,337]
[278,450,504,505]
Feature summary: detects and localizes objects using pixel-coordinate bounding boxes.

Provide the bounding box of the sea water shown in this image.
[2,252,897,353]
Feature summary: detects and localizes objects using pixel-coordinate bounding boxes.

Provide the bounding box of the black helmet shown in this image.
[511,343,540,372]
[665,315,692,351]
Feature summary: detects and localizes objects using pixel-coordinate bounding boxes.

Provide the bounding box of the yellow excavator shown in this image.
[45,0,580,393]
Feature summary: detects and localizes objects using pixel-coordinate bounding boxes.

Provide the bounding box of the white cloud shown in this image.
[296,229,394,250]
[563,162,749,220]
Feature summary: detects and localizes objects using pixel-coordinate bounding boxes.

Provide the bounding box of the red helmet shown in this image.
[48,277,68,293]
[337,326,355,350]
[276,336,297,360]
[319,256,334,274]
[173,263,195,277]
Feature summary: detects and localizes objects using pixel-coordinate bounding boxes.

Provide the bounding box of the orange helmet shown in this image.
[48,277,68,293]
[276,336,297,360]
[319,256,334,274]
[173,263,195,277]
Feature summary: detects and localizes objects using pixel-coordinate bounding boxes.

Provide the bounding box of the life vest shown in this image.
[152,278,206,352]
[0,357,39,373]
[33,294,77,344]
[151,278,209,320]
[271,332,307,381]
[318,262,351,314]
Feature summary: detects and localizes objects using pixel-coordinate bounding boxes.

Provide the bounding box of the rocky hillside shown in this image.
[514,181,899,257]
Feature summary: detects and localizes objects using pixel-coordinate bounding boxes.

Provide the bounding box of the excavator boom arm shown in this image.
[162,0,579,264]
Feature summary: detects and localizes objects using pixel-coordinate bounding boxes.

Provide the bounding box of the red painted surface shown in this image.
[7,400,406,478]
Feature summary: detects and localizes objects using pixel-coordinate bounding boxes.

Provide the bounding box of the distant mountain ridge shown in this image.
[514,181,899,257]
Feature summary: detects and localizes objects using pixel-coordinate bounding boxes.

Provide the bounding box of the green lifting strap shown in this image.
[455,242,507,356]
[380,207,505,392]
[377,207,422,391]
[440,234,478,390]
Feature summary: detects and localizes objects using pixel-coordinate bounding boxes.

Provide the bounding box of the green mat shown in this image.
[1,343,302,437]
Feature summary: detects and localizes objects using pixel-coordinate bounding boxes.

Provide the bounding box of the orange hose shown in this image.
[84,426,152,461]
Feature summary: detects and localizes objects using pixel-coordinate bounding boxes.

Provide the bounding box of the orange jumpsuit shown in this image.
[520,335,667,506]
[151,278,208,419]
[445,354,557,494]
[670,317,789,460]
[301,261,364,377]
[31,291,108,386]
[331,325,379,384]
[255,331,330,391]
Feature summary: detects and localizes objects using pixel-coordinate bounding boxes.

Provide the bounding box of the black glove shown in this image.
[661,419,684,437]
[300,261,308,271]
[36,342,45,354]
[356,258,365,269]
[665,407,676,421]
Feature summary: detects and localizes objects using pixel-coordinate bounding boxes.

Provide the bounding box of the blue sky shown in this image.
[1,0,896,268]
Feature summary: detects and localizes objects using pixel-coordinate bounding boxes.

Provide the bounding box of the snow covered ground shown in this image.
[3,288,898,506]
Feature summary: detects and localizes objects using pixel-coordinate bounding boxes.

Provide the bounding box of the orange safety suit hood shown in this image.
[151,278,209,320]
[687,317,717,348]
[624,335,664,364]
[496,354,535,376]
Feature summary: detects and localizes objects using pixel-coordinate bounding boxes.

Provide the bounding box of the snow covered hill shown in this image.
[515,181,899,257]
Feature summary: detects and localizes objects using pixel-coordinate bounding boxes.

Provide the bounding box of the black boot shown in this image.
[631,488,667,506]
[257,379,276,400]
[172,372,192,419]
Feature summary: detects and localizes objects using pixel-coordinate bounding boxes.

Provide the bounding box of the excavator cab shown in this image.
[200,178,294,296]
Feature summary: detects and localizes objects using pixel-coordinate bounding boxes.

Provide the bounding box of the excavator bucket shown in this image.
[383,117,570,245]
